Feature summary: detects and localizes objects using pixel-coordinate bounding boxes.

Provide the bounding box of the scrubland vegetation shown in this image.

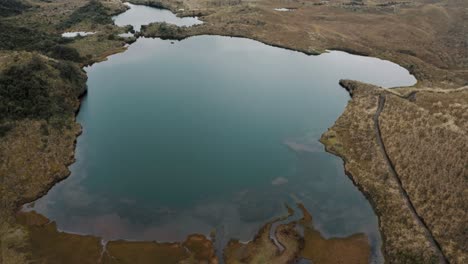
[59,0,113,29]
[0,21,82,62]
[0,0,29,17]
[322,80,467,263]
[0,55,85,122]
[0,1,127,263]
[320,81,439,263]
[379,91,468,263]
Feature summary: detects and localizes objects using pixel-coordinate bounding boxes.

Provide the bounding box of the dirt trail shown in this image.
[373,94,449,264]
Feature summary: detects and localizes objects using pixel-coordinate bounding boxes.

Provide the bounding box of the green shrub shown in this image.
[59,0,112,29]
[0,0,29,17]
[0,21,83,63]
[0,22,54,51]
[49,45,82,62]
[0,55,85,122]
[0,56,51,120]
[0,21,73,51]
[54,60,86,95]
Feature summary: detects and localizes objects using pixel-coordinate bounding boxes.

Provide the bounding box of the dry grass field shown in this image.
[322,81,467,263]
[320,81,440,263]
[379,89,468,263]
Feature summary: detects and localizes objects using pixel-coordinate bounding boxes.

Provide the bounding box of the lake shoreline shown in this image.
[17,3,407,261]
[3,0,466,263]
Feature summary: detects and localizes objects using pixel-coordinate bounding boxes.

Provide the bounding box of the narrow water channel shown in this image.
[27,3,416,263]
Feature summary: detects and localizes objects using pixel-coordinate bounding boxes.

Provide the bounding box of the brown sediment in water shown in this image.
[223,221,302,264]
[283,139,322,154]
[223,203,370,264]
[15,211,218,264]
[15,203,370,264]
[102,236,218,264]
[183,234,219,263]
[296,204,371,264]
[16,211,103,264]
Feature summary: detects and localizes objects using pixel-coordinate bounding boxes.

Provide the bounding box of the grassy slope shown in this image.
[0,1,127,263]
[321,81,467,263]
[379,89,468,263]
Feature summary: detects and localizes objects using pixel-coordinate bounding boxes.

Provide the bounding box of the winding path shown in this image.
[373,94,449,264]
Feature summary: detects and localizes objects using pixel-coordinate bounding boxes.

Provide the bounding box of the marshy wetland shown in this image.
[23,3,418,263]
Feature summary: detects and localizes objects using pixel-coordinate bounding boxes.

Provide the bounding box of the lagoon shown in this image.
[29,4,416,263]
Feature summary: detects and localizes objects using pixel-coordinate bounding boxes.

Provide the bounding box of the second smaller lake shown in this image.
[113,2,203,31]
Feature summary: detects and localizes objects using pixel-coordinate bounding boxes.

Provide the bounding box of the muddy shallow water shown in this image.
[28,4,416,263]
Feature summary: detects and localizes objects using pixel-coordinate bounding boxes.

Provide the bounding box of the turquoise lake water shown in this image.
[29,4,417,263]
